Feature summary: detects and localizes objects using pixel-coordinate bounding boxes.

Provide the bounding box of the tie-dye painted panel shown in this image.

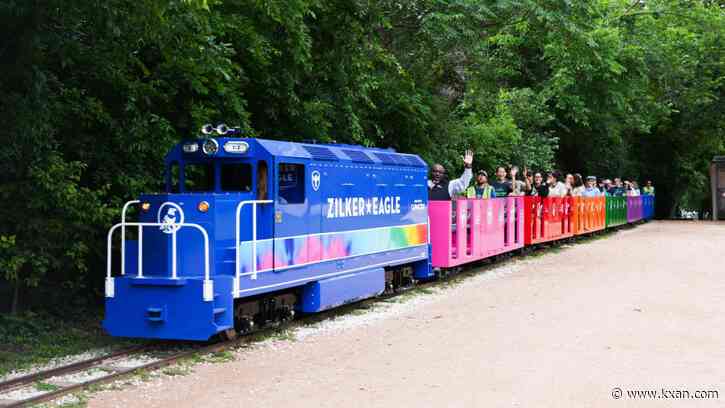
[236,223,428,275]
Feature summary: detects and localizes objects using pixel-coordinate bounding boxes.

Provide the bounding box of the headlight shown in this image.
[202,139,219,155]
[182,142,198,153]
[223,141,249,154]
[198,201,210,213]
[201,124,214,135]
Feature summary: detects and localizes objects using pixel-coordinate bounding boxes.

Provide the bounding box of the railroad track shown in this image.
[0,307,368,408]
[0,229,614,407]
[0,286,426,408]
[0,340,238,408]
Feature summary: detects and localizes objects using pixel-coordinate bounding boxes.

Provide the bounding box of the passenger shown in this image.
[524,169,536,196]
[631,181,641,196]
[533,172,548,197]
[547,171,568,197]
[491,166,512,197]
[508,165,526,196]
[583,176,601,197]
[643,180,655,196]
[565,173,575,196]
[608,178,624,196]
[624,180,636,196]
[571,173,585,196]
[465,170,496,199]
[428,150,473,200]
[601,179,612,196]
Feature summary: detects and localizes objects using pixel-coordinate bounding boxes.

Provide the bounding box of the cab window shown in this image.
[221,163,252,192]
[278,163,304,204]
[184,163,214,192]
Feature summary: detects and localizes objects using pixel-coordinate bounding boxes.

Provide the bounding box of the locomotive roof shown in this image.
[257,139,427,168]
[173,137,428,169]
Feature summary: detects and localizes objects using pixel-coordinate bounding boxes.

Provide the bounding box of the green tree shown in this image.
[1,0,724,313]
[0,0,245,311]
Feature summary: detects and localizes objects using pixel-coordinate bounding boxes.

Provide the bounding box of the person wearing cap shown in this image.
[428,150,474,200]
[465,170,496,199]
[583,176,601,197]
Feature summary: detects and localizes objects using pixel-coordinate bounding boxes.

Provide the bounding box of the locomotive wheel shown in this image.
[220,328,238,341]
[236,317,255,334]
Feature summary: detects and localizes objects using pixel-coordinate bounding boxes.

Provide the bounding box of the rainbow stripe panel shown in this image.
[237,223,428,275]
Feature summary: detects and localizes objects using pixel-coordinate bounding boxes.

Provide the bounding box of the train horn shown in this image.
[215,124,229,135]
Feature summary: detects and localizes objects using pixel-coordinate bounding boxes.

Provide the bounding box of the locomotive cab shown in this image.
[135,137,275,278]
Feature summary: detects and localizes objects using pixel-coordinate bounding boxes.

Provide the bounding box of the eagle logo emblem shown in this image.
[160,208,178,233]
[311,170,321,192]
[157,202,185,234]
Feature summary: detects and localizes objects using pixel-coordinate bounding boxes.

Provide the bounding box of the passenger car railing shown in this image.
[430,197,524,268]
[105,221,212,302]
[234,200,273,297]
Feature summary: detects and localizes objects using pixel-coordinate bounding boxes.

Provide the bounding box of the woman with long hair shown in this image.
[571,173,585,196]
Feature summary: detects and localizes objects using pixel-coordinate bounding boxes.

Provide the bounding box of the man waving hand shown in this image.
[428,150,474,200]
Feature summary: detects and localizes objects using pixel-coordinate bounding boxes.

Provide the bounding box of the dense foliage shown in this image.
[1,0,723,311]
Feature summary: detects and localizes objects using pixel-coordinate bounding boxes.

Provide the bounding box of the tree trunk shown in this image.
[10,281,20,315]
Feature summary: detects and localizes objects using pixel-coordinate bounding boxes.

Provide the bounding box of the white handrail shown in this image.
[106,221,213,301]
[120,200,140,275]
[137,225,143,278]
[234,200,273,297]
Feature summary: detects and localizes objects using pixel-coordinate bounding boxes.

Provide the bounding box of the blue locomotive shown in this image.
[103,125,431,340]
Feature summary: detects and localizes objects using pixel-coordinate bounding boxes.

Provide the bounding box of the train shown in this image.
[103,128,655,341]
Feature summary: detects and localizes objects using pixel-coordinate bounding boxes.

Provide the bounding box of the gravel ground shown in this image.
[88,221,725,407]
[104,355,158,369]
[49,368,109,385]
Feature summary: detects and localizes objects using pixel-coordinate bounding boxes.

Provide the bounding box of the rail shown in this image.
[234,200,273,297]
[106,221,212,301]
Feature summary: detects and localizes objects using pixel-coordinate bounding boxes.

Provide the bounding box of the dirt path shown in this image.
[89,221,725,407]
